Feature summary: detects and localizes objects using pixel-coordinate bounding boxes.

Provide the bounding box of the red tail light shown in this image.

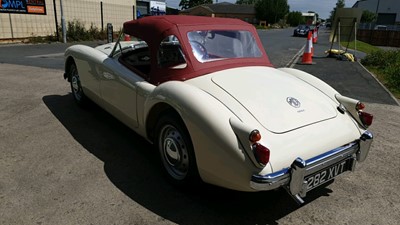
[252,143,270,165]
[359,111,373,127]
[356,102,365,111]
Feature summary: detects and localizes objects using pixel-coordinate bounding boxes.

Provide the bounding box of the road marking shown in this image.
[26,53,64,58]
[286,45,305,68]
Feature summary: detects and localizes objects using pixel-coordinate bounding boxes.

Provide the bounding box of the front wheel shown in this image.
[155,113,199,186]
[68,63,88,106]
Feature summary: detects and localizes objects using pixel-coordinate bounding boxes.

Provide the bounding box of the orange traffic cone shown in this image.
[300,31,315,65]
[312,27,318,44]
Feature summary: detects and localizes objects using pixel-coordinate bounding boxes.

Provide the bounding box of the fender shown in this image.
[64,45,108,71]
[64,45,108,107]
[144,81,266,191]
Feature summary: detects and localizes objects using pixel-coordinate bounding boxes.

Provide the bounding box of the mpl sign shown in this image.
[0,0,47,15]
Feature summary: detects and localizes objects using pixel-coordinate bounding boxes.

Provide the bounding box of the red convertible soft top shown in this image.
[123,15,253,38]
[123,16,272,84]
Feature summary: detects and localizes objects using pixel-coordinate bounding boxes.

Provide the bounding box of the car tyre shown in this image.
[155,112,200,186]
[68,62,88,107]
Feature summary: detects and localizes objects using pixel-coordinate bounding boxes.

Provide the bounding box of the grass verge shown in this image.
[340,40,380,55]
[361,49,400,100]
[366,66,400,99]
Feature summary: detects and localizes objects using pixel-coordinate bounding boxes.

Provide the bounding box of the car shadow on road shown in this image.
[43,94,334,225]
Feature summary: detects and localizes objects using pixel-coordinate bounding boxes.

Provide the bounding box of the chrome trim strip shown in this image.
[305,142,357,165]
[304,142,358,175]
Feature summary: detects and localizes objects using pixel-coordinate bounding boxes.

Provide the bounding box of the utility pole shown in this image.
[53,0,59,41]
[375,0,381,24]
[60,0,67,43]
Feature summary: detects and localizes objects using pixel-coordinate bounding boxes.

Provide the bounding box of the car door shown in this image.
[98,52,145,130]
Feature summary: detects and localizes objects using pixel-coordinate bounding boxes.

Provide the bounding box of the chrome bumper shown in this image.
[250,131,373,204]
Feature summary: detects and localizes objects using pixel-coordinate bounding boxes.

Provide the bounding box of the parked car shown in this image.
[64,15,373,204]
[293,24,312,37]
[374,25,387,30]
[326,22,332,28]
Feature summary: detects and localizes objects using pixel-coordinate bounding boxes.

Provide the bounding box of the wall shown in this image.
[0,0,135,39]
[355,0,400,23]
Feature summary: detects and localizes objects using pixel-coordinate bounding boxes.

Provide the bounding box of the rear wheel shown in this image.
[155,113,199,186]
[68,63,88,106]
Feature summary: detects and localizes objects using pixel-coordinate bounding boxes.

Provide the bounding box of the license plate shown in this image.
[305,158,353,191]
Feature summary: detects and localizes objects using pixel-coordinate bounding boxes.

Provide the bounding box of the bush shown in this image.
[383,62,400,89]
[362,49,400,69]
[362,49,400,94]
[54,20,106,42]
[67,20,90,41]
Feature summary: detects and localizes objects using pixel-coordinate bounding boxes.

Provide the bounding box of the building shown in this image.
[137,0,166,18]
[179,2,256,24]
[352,0,400,24]
[302,12,317,25]
[0,0,136,40]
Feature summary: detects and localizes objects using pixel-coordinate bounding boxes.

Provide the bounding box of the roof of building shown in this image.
[181,2,255,15]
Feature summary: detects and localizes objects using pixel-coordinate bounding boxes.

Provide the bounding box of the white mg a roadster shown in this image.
[64,16,373,203]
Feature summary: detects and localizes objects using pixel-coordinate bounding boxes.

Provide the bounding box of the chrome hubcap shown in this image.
[160,125,189,180]
[71,67,82,101]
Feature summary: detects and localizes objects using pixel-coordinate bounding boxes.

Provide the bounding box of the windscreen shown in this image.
[187,30,262,63]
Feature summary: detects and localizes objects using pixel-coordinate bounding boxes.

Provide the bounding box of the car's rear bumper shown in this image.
[250,130,373,203]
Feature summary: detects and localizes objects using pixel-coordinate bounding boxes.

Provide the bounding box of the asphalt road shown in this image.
[293,28,398,106]
[257,28,305,67]
[0,29,299,70]
[0,28,399,225]
[0,41,105,70]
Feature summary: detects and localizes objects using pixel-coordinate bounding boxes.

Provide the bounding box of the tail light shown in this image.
[359,111,373,127]
[249,129,270,166]
[249,130,261,142]
[252,143,270,166]
[356,101,373,127]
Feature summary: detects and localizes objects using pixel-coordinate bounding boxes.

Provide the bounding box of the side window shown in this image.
[118,34,151,76]
[157,35,187,69]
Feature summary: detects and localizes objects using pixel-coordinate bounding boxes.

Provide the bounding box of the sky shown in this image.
[165,0,359,19]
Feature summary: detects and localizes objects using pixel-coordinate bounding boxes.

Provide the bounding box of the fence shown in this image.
[357,29,400,47]
[0,0,134,40]
[358,23,400,31]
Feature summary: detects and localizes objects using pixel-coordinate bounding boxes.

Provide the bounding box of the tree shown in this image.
[255,0,289,24]
[361,10,376,23]
[179,0,212,10]
[236,0,257,4]
[287,11,305,26]
[329,0,345,22]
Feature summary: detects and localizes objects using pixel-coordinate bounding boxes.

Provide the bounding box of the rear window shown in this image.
[187,30,262,63]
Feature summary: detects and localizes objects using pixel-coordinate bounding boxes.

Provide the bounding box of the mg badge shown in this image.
[287,97,301,108]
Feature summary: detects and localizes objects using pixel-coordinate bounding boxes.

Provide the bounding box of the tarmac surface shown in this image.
[292,29,399,106]
[0,28,399,225]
